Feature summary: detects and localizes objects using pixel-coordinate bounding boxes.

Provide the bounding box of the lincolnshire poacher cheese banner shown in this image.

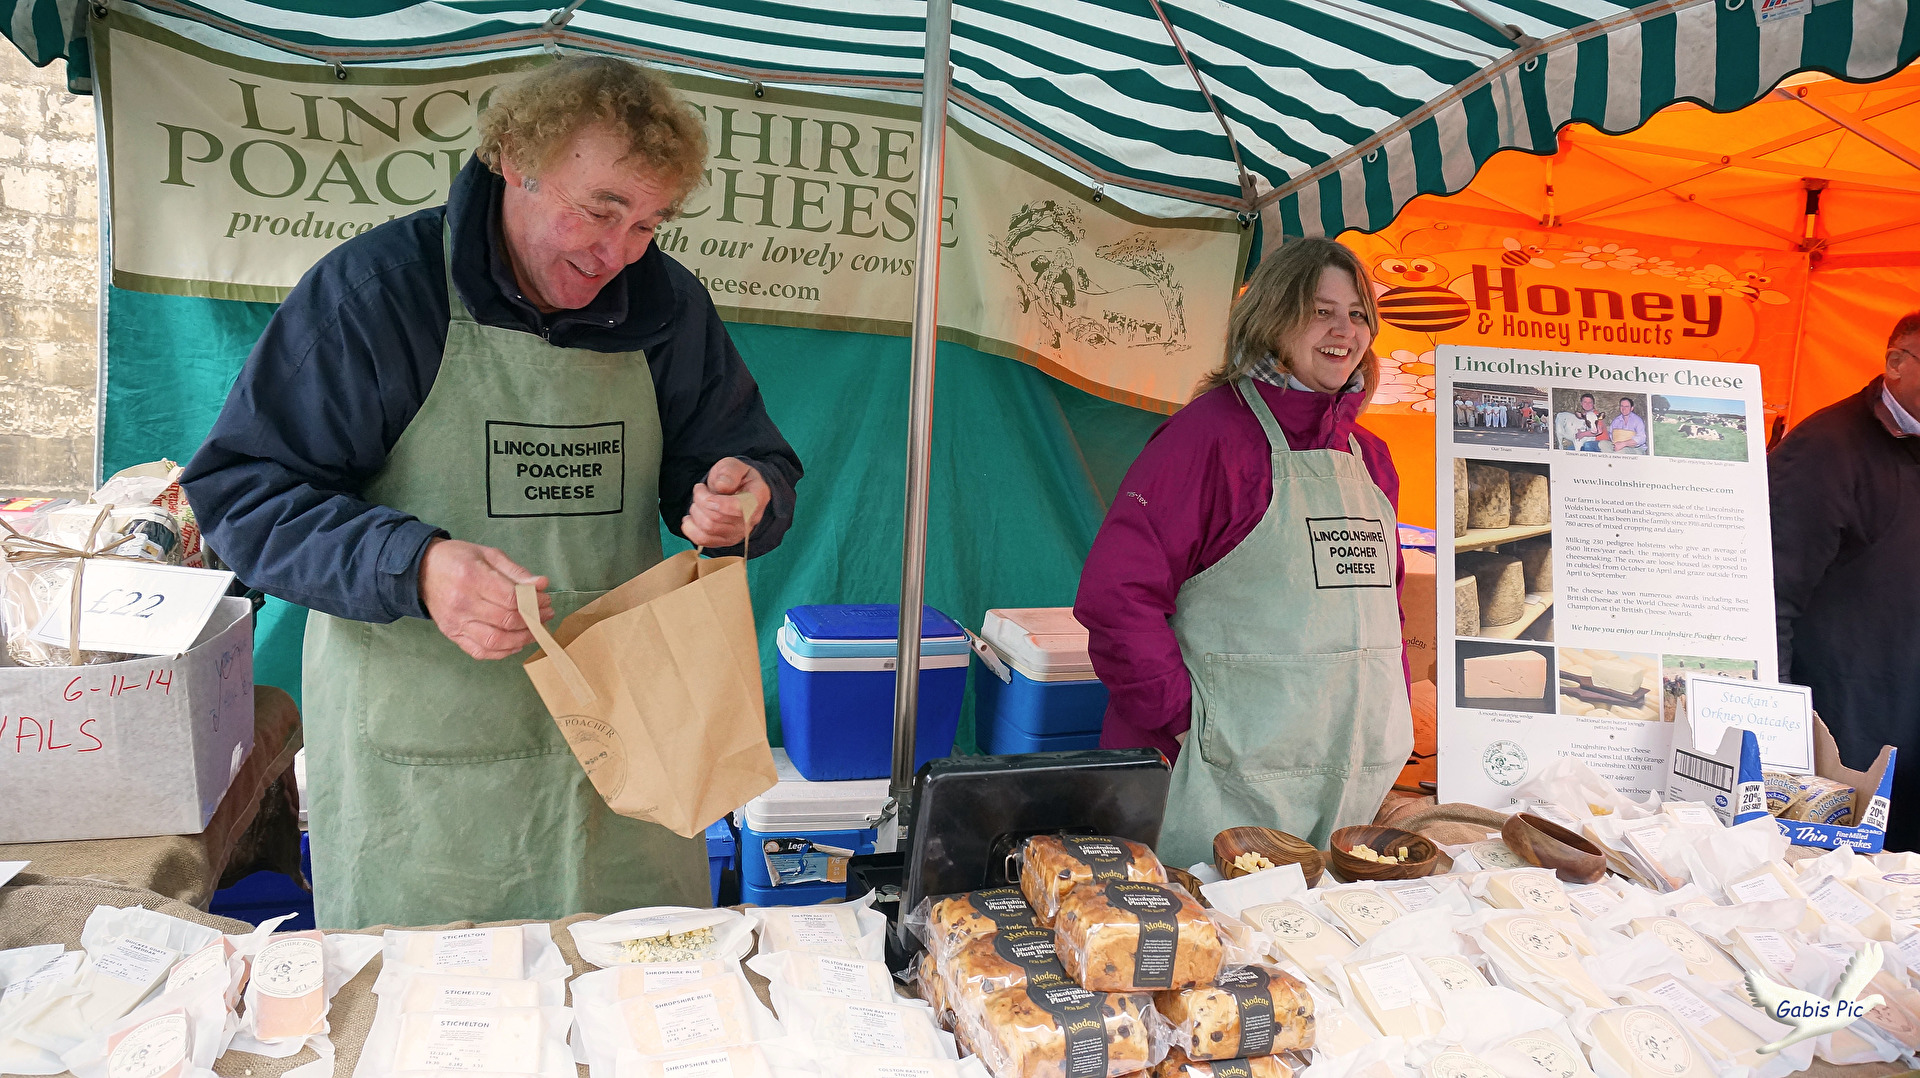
[95,13,1248,412]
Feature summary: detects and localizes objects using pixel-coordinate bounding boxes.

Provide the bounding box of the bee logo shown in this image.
[1502,237,1552,269]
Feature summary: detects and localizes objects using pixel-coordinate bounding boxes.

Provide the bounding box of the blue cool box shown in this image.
[971,608,1109,755]
[777,604,969,781]
[737,749,888,906]
[704,817,735,905]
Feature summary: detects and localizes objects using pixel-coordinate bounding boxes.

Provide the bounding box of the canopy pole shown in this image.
[890,0,954,834]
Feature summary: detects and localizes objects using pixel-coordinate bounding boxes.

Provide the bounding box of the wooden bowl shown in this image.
[1166,866,1211,905]
[1326,825,1439,882]
[1501,812,1607,884]
[1214,826,1326,886]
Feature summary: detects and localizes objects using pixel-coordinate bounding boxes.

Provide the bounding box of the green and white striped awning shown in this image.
[10,0,1919,237]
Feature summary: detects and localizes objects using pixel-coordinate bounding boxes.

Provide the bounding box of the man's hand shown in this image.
[682,457,770,549]
[419,538,553,660]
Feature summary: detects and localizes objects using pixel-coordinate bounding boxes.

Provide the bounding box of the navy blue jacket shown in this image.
[181,156,801,623]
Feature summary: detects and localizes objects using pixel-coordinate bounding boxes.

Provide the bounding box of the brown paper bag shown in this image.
[517,502,776,838]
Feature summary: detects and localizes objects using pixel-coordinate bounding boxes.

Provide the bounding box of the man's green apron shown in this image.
[303,228,709,929]
[1156,379,1413,870]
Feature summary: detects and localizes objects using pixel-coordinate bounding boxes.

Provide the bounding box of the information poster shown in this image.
[1436,345,1778,806]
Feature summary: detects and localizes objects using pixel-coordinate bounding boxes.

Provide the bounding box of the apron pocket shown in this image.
[1196,648,1407,783]
[354,590,603,765]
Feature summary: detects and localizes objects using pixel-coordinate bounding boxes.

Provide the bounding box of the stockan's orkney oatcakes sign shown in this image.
[95,13,1248,411]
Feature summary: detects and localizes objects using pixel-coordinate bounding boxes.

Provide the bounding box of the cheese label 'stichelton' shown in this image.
[1107,882,1180,989]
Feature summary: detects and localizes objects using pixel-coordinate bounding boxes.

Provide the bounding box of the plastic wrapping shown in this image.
[1018,836,1167,928]
[57,973,228,1078]
[912,949,953,1029]
[231,930,380,1061]
[573,970,782,1078]
[572,910,756,968]
[0,948,84,1074]
[909,888,1044,963]
[770,990,955,1060]
[1152,964,1313,1060]
[959,981,1167,1078]
[943,926,1069,1026]
[746,895,887,961]
[746,951,899,1002]
[8,904,228,1057]
[1055,881,1222,992]
[614,1043,779,1078]
[357,1005,575,1078]
[1571,1006,1719,1078]
[375,969,566,1012]
[836,1056,995,1078]
[1475,1026,1595,1078]
[1151,1046,1300,1078]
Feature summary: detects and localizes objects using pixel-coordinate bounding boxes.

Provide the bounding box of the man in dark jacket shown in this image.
[183,57,801,926]
[1770,311,1920,850]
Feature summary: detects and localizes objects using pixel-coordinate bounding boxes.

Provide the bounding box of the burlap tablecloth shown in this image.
[0,685,304,908]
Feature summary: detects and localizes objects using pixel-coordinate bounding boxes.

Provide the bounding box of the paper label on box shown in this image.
[788,910,850,949]
[641,964,713,994]
[1736,782,1768,819]
[1685,675,1814,772]
[660,1051,739,1078]
[432,931,496,971]
[653,988,726,1050]
[28,561,235,656]
[814,956,877,999]
[1642,977,1716,1025]
[1865,796,1891,832]
[1382,881,1439,912]
[1357,954,1432,1012]
[254,936,323,998]
[1728,875,1791,904]
[94,938,176,986]
[844,1003,909,1054]
[1807,878,1876,926]
[107,1012,188,1078]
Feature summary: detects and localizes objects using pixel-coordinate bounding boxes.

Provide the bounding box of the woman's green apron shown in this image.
[1156,380,1413,870]
[303,227,709,928]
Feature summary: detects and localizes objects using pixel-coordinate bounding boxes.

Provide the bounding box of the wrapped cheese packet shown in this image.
[1018,835,1167,928]
[746,895,887,961]
[574,970,782,1076]
[1056,882,1222,992]
[572,909,755,969]
[58,972,230,1078]
[769,991,955,1061]
[359,1005,575,1078]
[747,951,899,1002]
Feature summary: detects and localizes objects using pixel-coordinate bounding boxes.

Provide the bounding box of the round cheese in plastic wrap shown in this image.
[1019,836,1167,928]
[1153,965,1313,1061]
[1150,1047,1296,1078]
[1056,882,1222,992]
[911,887,1045,962]
[964,982,1166,1078]
[570,908,755,968]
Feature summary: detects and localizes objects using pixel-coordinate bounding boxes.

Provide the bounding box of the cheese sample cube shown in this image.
[1421,956,1489,993]
[617,974,757,1055]
[1463,651,1547,699]
[398,972,543,1012]
[1627,977,1766,1070]
[1466,464,1511,529]
[1457,554,1524,627]
[393,926,525,978]
[1320,888,1403,942]
[395,1008,546,1072]
[79,937,182,1027]
[1480,916,1613,1010]
[1588,660,1643,695]
[1627,919,1741,982]
[1483,1028,1596,1078]
[1586,1007,1713,1078]
[1240,901,1353,989]
[250,931,328,1042]
[1341,953,1445,1040]
[106,1008,190,1078]
[1509,471,1550,526]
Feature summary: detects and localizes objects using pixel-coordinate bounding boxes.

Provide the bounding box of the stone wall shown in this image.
[0,50,96,497]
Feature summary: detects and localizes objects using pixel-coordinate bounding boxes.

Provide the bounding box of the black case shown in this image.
[872,748,1171,960]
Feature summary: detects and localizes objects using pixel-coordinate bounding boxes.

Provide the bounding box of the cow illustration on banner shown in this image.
[1344,220,1805,417]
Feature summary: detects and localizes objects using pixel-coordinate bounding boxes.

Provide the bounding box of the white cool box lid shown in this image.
[979,607,1097,682]
[740,748,891,833]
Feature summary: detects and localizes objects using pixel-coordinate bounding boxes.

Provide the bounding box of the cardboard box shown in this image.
[0,596,254,842]
[1666,705,1895,852]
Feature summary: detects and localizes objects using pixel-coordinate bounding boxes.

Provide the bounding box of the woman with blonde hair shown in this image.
[1074,237,1412,867]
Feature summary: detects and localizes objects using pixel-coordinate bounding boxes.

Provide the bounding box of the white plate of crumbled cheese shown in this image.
[568,906,755,968]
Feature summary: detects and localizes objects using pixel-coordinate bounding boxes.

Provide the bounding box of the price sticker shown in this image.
[29,562,234,656]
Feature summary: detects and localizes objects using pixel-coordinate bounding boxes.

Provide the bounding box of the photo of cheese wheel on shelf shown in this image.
[1153,964,1313,1061]
[1455,641,1556,715]
[911,887,1045,962]
[962,982,1163,1078]
[1056,881,1223,992]
[1019,835,1168,928]
[1556,649,1661,721]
